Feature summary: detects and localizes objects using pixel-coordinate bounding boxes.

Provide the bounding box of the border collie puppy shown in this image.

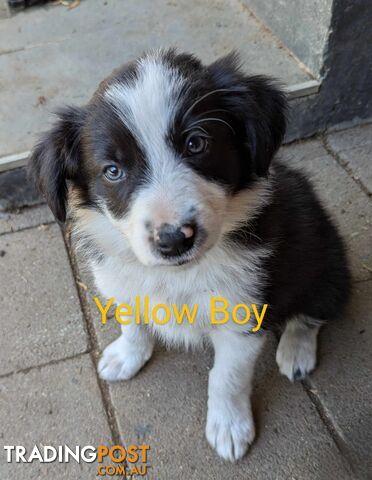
[29,49,350,462]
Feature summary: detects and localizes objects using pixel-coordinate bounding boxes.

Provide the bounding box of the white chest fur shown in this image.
[92,242,269,348]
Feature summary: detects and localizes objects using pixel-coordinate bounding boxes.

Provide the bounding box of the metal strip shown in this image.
[0,151,30,173]
[286,80,321,99]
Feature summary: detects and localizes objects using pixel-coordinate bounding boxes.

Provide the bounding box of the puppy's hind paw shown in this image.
[276,319,319,382]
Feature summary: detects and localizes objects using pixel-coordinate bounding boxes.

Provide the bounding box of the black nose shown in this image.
[154,223,196,257]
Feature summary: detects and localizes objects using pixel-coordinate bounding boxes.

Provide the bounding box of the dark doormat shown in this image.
[8,0,48,10]
[0,167,42,212]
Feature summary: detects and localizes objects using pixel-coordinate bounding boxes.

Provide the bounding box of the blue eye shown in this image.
[103,165,125,182]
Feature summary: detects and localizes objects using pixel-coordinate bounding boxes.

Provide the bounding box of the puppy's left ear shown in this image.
[29,106,87,223]
[208,53,287,177]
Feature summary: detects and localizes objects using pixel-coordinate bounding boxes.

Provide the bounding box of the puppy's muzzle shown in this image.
[154,223,196,258]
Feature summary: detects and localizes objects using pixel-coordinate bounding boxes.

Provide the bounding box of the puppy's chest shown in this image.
[92,247,267,343]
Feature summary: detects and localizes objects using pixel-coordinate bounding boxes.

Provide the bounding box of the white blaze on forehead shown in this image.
[104,55,185,167]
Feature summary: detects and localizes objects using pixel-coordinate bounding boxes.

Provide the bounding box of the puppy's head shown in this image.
[29,50,286,266]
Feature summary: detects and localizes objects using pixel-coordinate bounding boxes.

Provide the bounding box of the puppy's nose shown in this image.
[154,223,196,257]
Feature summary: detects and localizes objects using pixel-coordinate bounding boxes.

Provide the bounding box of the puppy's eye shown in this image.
[103,165,125,182]
[185,135,208,155]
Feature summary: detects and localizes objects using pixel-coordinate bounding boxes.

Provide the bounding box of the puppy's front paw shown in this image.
[98,335,153,382]
[206,403,255,462]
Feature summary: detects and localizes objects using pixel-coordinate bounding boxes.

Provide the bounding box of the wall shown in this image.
[244,0,333,77]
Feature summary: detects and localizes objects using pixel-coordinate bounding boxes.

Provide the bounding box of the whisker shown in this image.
[188,117,236,135]
[181,88,242,124]
[196,108,232,118]
[181,125,210,136]
[245,230,263,243]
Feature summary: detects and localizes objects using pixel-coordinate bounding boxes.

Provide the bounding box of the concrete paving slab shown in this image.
[280,140,372,282]
[72,261,121,350]
[0,204,54,235]
[104,338,352,479]
[0,354,113,480]
[0,0,311,157]
[327,123,372,152]
[0,223,88,375]
[326,124,372,195]
[308,281,372,479]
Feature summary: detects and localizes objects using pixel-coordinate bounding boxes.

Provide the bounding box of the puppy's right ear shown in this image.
[29,106,87,223]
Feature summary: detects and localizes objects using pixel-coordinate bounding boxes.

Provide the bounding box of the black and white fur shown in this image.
[29,50,351,462]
